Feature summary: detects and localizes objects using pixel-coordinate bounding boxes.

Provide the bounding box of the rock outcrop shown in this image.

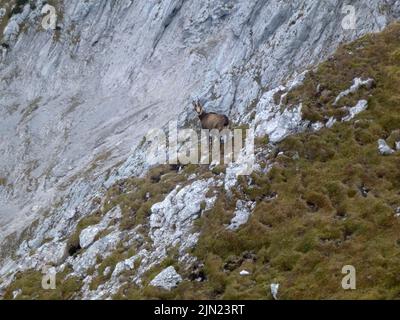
[149,266,182,291]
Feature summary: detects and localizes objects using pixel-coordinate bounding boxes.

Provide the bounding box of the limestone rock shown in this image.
[149,266,182,291]
[271,283,280,300]
[71,230,122,275]
[227,200,256,231]
[378,139,395,155]
[342,100,368,121]
[0,8,6,19]
[326,117,337,128]
[79,207,121,249]
[79,225,102,250]
[311,122,324,132]
[12,289,22,299]
[334,78,375,105]
[149,179,216,256]
[253,73,309,143]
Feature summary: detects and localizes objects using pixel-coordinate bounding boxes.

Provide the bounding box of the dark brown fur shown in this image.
[193,100,230,131]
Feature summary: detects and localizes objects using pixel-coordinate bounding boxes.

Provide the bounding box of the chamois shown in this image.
[193,100,230,131]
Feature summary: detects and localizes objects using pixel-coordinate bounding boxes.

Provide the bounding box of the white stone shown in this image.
[149,266,182,291]
[334,78,374,105]
[12,289,22,299]
[271,283,280,300]
[396,141,400,151]
[3,4,31,42]
[103,266,111,276]
[311,122,324,131]
[0,8,6,19]
[326,117,337,128]
[240,270,250,276]
[112,255,139,277]
[378,139,395,155]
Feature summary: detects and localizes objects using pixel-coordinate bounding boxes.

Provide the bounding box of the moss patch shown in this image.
[0,177,7,186]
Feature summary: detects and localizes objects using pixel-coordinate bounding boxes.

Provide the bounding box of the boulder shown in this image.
[378,139,395,155]
[271,283,280,300]
[79,225,103,249]
[149,266,182,291]
[79,207,122,249]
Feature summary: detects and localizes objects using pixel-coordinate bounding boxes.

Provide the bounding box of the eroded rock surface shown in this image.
[149,266,182,291]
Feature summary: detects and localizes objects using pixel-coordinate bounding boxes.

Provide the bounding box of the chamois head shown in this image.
[193,100,204,116]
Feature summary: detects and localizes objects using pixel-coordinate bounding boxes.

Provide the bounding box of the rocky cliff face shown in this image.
[0,0,399,299]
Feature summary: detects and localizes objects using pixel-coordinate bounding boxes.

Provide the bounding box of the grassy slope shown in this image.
[113,22,400,300]
[4,23,400,300]
[187,22,400,300]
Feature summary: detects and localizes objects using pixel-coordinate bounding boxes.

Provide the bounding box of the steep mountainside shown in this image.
[0,0,400,299]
